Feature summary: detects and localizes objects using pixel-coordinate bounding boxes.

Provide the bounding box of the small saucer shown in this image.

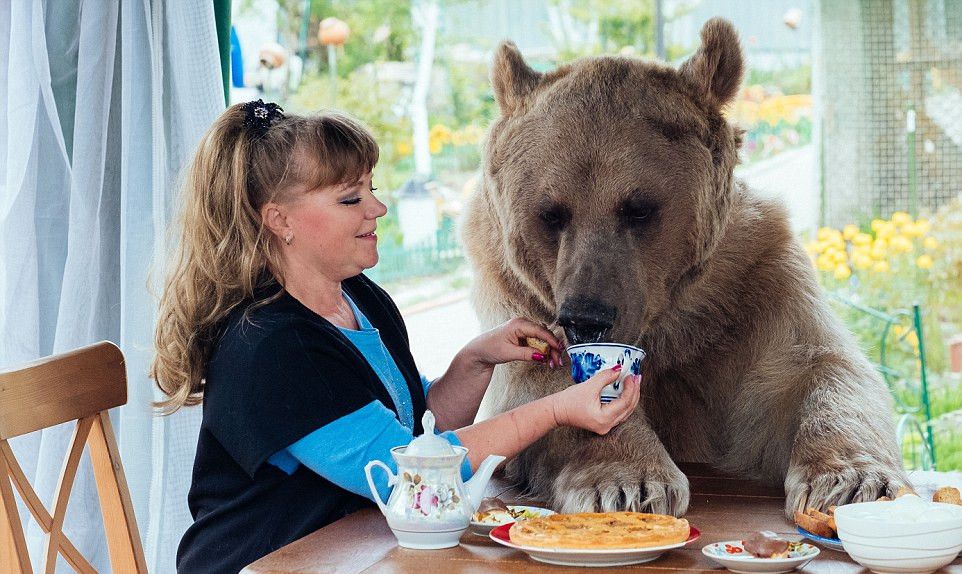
[702,540,819,573]
[468,505,554,536]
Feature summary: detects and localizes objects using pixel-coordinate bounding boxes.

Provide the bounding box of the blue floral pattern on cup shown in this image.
[567,343,645,402]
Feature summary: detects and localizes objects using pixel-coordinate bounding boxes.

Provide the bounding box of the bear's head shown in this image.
[482,18,744,345]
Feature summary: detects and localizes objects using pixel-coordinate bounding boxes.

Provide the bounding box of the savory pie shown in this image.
[508,511,690,549]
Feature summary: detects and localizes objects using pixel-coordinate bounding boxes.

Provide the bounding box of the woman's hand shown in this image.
[452,365,641,470]
[463,318,564,369]
[550,367,641,435]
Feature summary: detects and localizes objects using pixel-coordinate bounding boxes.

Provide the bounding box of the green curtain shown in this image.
[214,0,231,105]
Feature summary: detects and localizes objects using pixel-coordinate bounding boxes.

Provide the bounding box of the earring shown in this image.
[284,233,293,245]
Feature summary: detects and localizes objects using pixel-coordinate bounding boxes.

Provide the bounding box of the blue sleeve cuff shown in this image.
[269,401,414,502]
[267,448,300,475]
[268,402,473,496]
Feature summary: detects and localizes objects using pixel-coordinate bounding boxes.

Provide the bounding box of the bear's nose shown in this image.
[557,297,617,345]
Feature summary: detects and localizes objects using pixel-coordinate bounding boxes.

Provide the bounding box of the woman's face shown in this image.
[277,171,387,281]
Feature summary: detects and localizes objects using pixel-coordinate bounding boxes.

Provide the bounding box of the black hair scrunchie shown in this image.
[242,99,284,137]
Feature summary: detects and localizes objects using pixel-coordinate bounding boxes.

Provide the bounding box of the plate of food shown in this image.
[702,532,819,574]
[489,511,699,567]
[794,526,842,551]
[794,506,844,551]
[469,497,555,536]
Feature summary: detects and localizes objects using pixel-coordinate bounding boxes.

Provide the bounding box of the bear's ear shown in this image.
[678,18,744,109]
[492,41,543,115]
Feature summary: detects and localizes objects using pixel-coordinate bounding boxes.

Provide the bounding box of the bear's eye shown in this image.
[539,205,570,229]
[620,201,658,226]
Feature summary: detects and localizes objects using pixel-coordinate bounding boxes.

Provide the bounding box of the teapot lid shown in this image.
[404,411,455,456]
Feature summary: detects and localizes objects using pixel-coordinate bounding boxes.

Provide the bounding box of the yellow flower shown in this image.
[805,241,820,255]
[871,219,886,232]
[893,324,905,337]
[853,253,873,269]
[429,139,443,154]
[890,235,914,253]
[923,237,939,250]
[824,247,847,265]
[852,232,872,246]
[817,227,841,242]
[816,254,835,271]
[843,224,860,240]
[915,218,931,234]
[872,260,890,273]
[916,254,934,269]
[905,331,919,347]
[429,124,452,145]
[870,239,888,259]
[834,264,852,280]
[395,141,413,156]
[902,222,924,237]
[876,221,896,239]
[892,211,912,226]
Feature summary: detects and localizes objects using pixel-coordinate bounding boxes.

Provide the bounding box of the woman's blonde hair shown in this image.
[151,104,378,413]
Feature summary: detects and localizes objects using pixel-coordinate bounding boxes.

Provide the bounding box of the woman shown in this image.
[152,100,640,573]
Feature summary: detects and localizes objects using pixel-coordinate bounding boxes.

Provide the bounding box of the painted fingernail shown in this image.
[612,364,622,372]
[548,359,555,368]
[532,352,545,361]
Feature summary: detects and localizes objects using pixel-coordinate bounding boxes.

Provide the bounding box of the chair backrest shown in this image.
[0,341,147,574]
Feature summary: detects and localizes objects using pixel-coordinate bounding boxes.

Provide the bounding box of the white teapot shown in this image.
[364,411,506,549]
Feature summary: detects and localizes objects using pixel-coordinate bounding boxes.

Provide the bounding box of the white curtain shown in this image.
[0,1,224,571]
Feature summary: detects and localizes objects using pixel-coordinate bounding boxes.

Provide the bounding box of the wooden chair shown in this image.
[0,341,147,573]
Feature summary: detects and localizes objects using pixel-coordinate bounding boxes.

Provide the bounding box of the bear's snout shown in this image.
[557,297,618,344]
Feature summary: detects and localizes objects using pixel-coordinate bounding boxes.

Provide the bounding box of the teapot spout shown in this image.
[465,454,507,512]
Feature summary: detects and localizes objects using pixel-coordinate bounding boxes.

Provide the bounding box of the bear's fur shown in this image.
[462,18,909,517]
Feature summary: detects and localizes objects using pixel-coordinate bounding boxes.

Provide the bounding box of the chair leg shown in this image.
[88,412,148,573]
[0,459,32,574]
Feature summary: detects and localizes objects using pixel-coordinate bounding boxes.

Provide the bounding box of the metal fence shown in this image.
[365,218,464,284]
[817,0,962,226]
[830,293,937,469]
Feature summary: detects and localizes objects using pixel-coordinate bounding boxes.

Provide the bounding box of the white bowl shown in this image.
[834,499,962,574]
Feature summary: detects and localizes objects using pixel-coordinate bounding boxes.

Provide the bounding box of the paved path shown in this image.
[403,295,480,379]
[736,143,818,234]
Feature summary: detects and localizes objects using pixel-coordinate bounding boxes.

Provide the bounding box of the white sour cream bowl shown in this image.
[834,495,962,574]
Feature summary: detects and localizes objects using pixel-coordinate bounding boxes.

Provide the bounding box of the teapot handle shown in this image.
[364,460,396,514]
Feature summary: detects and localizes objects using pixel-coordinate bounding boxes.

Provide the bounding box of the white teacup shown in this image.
[566,343,645,402]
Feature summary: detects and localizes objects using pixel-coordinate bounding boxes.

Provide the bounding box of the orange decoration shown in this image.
[318,17,350,46]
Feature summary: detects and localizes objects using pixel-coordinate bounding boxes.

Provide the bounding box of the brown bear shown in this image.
[462,18,909,518]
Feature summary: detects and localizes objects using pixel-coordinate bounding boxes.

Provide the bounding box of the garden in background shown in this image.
[806,201,962,470]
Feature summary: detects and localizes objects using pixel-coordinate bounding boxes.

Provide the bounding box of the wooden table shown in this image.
[244,463,962,573]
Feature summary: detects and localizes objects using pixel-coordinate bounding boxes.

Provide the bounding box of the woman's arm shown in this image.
[456,368,640,470]
[428,318,563,430]
[281,400,472,502]
[282,369,640,500]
